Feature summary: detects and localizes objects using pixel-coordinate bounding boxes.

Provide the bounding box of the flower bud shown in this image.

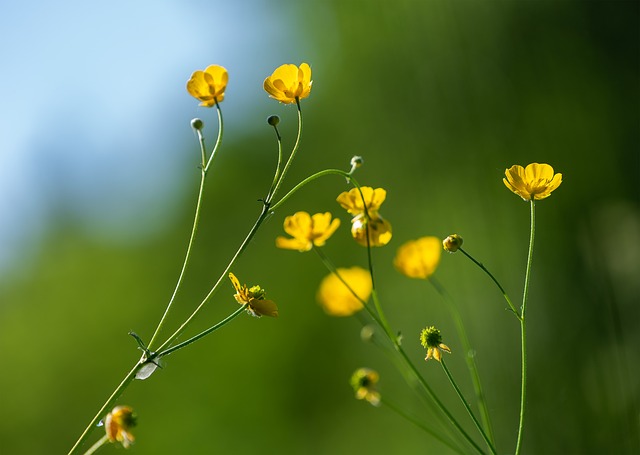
[191,118,204,130]
[267,115,280,126]
[443,234,463,253]
[350,155,364,169]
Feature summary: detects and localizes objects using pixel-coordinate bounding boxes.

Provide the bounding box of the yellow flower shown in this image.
[263,63,312,104]
[503,163,562,201]
[229,273,278,318]
[394,236,441,279]
[275,212,341,252]
[336,187,392,247]
[105,405,136,449]
[316,267,372,317]
[350,368,381,406]
[420,326,451,362]
[186,65,228,107]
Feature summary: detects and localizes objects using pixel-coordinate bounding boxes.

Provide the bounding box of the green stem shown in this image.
[156,304,247,359]
[148,170,206,350]
[270,169,351,212]
[381,397,465,454]
[440,359,497,455]
[429,277,496,449]
[315,238,483,452]
[154,203,271,354]
[266,99,303,205]
[515,200,535,454]
[459,247,521,319]
[148,104,223,350]
[68,364,141,455]
[204,99,224,172]
[83,435,109,455]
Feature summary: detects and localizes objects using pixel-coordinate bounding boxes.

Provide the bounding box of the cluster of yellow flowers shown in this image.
[185,60,563,342]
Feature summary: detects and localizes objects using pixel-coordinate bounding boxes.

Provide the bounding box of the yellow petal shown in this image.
[394,236,441,279]
[316,267,372,317]
[250,299,279,318]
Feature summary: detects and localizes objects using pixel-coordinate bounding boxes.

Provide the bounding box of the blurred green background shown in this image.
[1,1,638,454]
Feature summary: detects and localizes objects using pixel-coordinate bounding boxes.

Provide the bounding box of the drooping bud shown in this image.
[190,118,204,131]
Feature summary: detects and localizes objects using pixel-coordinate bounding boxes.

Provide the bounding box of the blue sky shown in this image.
[0,0,322,276]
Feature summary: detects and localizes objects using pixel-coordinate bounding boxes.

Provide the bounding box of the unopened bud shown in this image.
[267,115,280,126]
[443,234,463,253]
[191,118,204,130]
[350,156,364,169]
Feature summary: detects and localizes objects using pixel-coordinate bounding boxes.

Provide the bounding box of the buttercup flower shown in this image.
[105,405,137,449]
[316,267,372,316]
[394,236,441,279]
[263,63,312,104]
[186,65,228,107]
[503,163,562,201]
[443,234,463,253]
[229,273,278,318]
[350,368,381,406]
[420,326,451,362]
[276,212,341,252]
[337,187,392,247]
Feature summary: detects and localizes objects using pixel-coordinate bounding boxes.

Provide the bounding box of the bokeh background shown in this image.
[1,1,638,454]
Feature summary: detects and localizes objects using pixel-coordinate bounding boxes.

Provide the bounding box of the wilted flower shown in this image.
[186,65,228,107]
[275,212,340,252]
[316,267,372,316]
[443,234,463,253]
[337,187,392,247]
[394,236,441,279]
[229,273,278,318]
[350,368,381,406]
[263,63,312,104]
[420,326,451,362]
[105,405,137,449]
[503,163,562,201]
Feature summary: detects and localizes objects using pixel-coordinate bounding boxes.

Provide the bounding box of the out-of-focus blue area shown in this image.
[0,0,327,273]
[0,1,638,454]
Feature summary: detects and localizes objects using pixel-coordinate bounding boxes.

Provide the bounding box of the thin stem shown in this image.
[266,99,303,204]
[83,435,109,455]
[459,247,521,319]
[440,359,497,455]
[515,200,536,454]
[148,170,206,350]
[68,364,140,455]
[315,236,483,452]
[156,304,247,359]
[429,276,496,448]
[204,99,224,172]
[381,397,465,454]
[265,124,283,202]
[148,105,223,350]
[154,203,271,354]
[270,169,351,212]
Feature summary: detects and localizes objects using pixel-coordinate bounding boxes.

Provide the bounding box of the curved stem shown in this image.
[270,169,351,212]
[429,277,496,449]
[154,203,271,354]
[205,100,224,172]
[148,104,223,350]
[459,247,521,319]
[148,170,206,350]
[515,200,535,454]
[265,100,303,204]
[314,246,483,452]
[68,363,141,455]
[440,359,497,455]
